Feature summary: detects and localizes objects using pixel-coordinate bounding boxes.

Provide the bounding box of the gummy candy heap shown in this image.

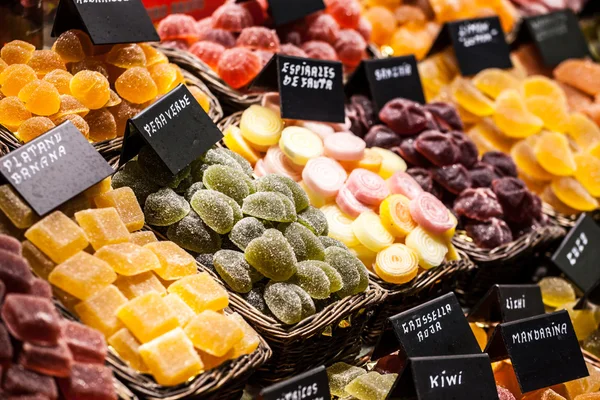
[326,362,397,400]
[157,0,370,89]
[0,31,211,143]
[0,179,261,387]
[0,233,116,400]
[112,144,369,325]
[347,95,547,250]
[361,0,517,60]
[510,0,587,16]
[419,47,600,214]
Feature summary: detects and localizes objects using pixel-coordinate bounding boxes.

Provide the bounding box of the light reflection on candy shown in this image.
[351,211,394,252]
[321,204,360,247]
[374,244,419,284]
[279,126,324,166]
[370,147,407,179]
[324,132,366,161]
[409,192,455,235]
[405,226,448,270]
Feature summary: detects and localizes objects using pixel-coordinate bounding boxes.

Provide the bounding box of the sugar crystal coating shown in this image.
[282,222,325,262]
[48,252,117,300]
[108,328,148,373]
[114,271,166,299]
[229,217,265,251]
[297,206,328,236]
[57,363,116,400]
[95,242,159,276]
[144,241,196,281]
[74,285,127,338]
[319,236,349,251]
[327,362,367,397]
[344,371,397,400]
[144,188,190,227]
[201,147,253,177]
[74,208,130,250]
[0,248,34,293]
[202,164,253,205]
[324,247,362,298]
[257,175,310,213]
[116,292,179,343]
[61,320,107,364]
[290,261,331,299]
[213,250,254,293]
[245,229,297,281]
[242,285,269,314]
[184,310,243,357]
[19,340,73,377]
[167,210,222,254]
[2,294,61,346]
[4,365,58,399]
[184,181,205,202]
[264,282,303,325]
[242,192,297,223]
[190,189,241,235]
[167,272,229,313]
[290,284,316,319]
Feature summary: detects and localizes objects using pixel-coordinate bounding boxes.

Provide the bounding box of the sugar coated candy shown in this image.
[0,64,37,97]
[17,116,55,143]
[167,211,222,254]
[144,188,190,227]
[465,218,513,249]
[18,79,60,116]
[185,310,243,356]
[245,229,297,281]
[27,50,66,78]
[115,67,158,104]
[167,272,229,313]
[256,175,309,213]
[116,292,179,343]
[290,260,333,299]
[264,282,305,324]
[213,249,255,293]
[242,192,297,223]
[533,131,576,177]
[94,187,144,232]
[324,246,365,297]
[203,164,253,205]
[200,147,253,177]
[1,40,35,65]
[75,285,127,337]
[344,371,397,400]
[327,362,367,397]
[493,90,544,138]
[191,189,242,234]
[409,192,455,235]
[473,69,520,100]
[4,365,58,399]
[217,48,262,89]
[74,208,129,250]
[52,30,92,63]
[49,252,116,300]
[0,96,31,130]
[144,241,196,281]
[108,328,147,372]
[228,312,260,357]
[2,294,61,346]
[61,320,106,364]
[229,217,265,251]
[115,271,166,300]
[282,222,325,262]
[551,177,599,212]
[70,70,110,110]
[539,277,575,308]
[19,339,73,377]
[58,363,116,400]
[405,226,448,270]
[0,185,38,229]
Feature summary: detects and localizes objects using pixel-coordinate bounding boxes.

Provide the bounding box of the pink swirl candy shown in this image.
[387,171,424,200]
[409,192,454,235]
[324,132,366,161]
[302,157,347,198]
[336,185,373,218]
[346,168,389,206]
[264,146,303,181]
[254,158,268,177]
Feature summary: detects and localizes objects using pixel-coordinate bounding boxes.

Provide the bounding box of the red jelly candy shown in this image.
[326,0,361,29]
[28,278,52,299]
[58,363,116,400]
[19,340,73,377]
[237,27,280,51]
[306,14,340,44]
[156,13,199,43]
[199,29,236,48]
[212,3,254,32]
[301,41,338,61]
[255,50,275,67]
[217,48,262,89]
[195,17,213,38]
[189,41,225,70]
[3,365,58,399]
[0,249,34,294]
[334,29,366,68]
[0,234,21,255]
[379,98,429,135]
[414,130,460,167]
[431,164,472,195]
[2,294,61,346]
[161,40,189,51]
[279,43,308,58]
[453,188,504,221]
[357,17,372,42]
[61,320,107,364]
[466,218,513,249]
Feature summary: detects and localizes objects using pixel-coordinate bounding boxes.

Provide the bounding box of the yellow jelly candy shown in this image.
[43,70,73,95]
[187,85,211,113]
[566,113,600,150]
[49,94,89,121]
[49,251,117,300]
[108,328,148,373]
[74,208,130,250]
[95,242,160,276]
[83,177,111,199]
[51,30,93,63]
[85,108,117,142]
[239,105,283,147]
[223,125,261,166]
[533,131,576,176]
[405,226,448,270]
[279,126,324,166]
[374,243,419,284]
[17,116,55,143]
[75,284,127,337]
[510,140,555,181]
[114,271,166,299]
[115,67,158,105]
[445,241,461,261]
[139,327,204,386]
[551,177,599,212]
[541,185,579,215]
[470,323,488,351]
[139,43,168,67]
[525,96,570,132]
[144,241,196,280]
[574,153,600,197]
[117,292,179,343]
[0,64,37,97]
[0,184,38,229]
[129,231,158,246]
[27,50,66,78]
[229,312,260,358]
[466,119,516,155]
[184,310,243,357]
[25,211,89,263]
[70,70,110,110]
[163,293,196,327]
[522,76,567,104]
[493,89,544,138]
[349,244,377,270]
[0,96,31,131]
[379,194,417,238]
[1,40,35,65]
[390,26,432,61]
[451,77,495,117]
[149,63,184,95]
[351,211,394,253]
[18,79,61,116]
[167,272,229,313]
[472,68,521,99]
[321,204,359,247]
[94,187,144,232]
[22,240,56,280]
[299,181,331,208]
[370,147,407,179]
[357,148,383,173]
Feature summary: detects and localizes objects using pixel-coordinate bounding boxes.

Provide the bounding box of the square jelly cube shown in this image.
[229,312,260,358]
[21,240,55,280]
[114,271,166,299]
[139,327,204,386]
[144,241,196,280]
[0,234,22,255]
[344,371,395,400]
[3,365,58,399]
[48,251,116,300]
[184,310,243,357]
[2,294,61,346]
[84,177,112,199]
[74,285,127,338]
[19,340,73,378]
[116,292,179,343]
[0,248,34,293]
[167,272,228,313]
[74,208,130,251]
[197,349,234,371]
[129,231,157,246]
[108,328,148,373]
[0,322,13,363]
[58,363,116,400]
[95,243,160,276]
[57,194,91,218]
[0,184,39,229]
[94,188,144,232]
[163,293,196,327]
[28,278,52,298]
[61,320,107,364]
[24,211,89,263]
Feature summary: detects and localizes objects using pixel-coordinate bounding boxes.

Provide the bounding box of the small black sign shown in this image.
[250,54,345,123]
[120,84,223,175]
[345,56,426,112]
[486,310,588,393]
[268,0,325,26]
[515,10,590,68]
[387,354,499,400]
[258,366,330,400]
[0,121,114,216]
[373,292,481,360]
[51,0,159,45]
[428,16,512,76]
[468,284,545,323]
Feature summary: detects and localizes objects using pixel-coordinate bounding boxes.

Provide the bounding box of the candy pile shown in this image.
[0,30,211,143]
[361,0,517,60]
[0,233,116,400]
[509,0,588,16]
[157,0,370,89]
[0,180,261,387]
[327,362,397,400]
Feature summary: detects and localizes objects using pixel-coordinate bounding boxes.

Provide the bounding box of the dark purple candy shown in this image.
[453,188,504,221]
[469,162,500,188]
[3,365,58,399]
[492,177,540,224]
[482,151,518,177]
[414,130,460,167]
[0,249,33,294]
[466,218,513,249]
[406,167,433,192]
[19,340,73,378]
[2,294,61,346]
[0,235,21,255]
[396,137,432,167]
[424,110,440,131]
[424,102,464,131]
[448,131,478,168]
[432,164,472,195]
[0,322,13,362]
[379,98,429,135]
[346,104,367,138]
[351,95,376,132]
[364,125,402,148]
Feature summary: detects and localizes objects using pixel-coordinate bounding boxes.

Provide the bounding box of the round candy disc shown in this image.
[374,243,419,284]
[264,146,303,181]
[405,226,448,270]
[300,121,335,140]
[351,210,394,252]
[240,105,283,147]
[358,148,383,173]
[254,158,268,177]
[371,147,407,179]
[379,194,417,238]
[223,125,261,166]
[387,171,423,200]
[409,192,455,235]
[324,132,366,161]
[336,185,373,219]
[346,168,389,206]
[302,157,347,198]
[321,204,359,247]
[279,126,324,166]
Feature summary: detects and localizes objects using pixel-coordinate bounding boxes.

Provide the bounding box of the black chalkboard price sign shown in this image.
[468,284,545,323]
[51,0,159,45]
[120,84,224,175]
[387,354,499,400]
[250,54,345,123]
[486,310,588,393]
[269,0,325,26]
[345,56,426,112]
[428,16,512,76]
[0,121,114,216]
[258,366,330,400]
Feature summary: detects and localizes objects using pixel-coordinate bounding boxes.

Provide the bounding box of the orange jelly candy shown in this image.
[27,50,66,78]
[187,86,211,113]
[574,153,600,197]
[85,108,117,142]
[18,79,61,116]
[0,64,37,97]
[533,131,576,176]
[74,208,130,250]
[115,67,158,104]
[52,30,93,63]
[70,70,110,110]
[17,116,55,143]
[363,6,396,46]
[552,177,598,212]
[1,40,35,65]
[149,63,185,95]
[94,187,144,232]
[0,96,32,131]
[217,48,262,89]
[69,59,109,80]
[50,95,89,121]
[54,114,90,138]
[43,69,73,95]
[108,100,144,136]
[139,43,168,67]
[106,44,147,69]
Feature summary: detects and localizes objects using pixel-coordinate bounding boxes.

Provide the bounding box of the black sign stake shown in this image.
[485,310,588,393]
[468,284,545,323]
[250,54,345,123]
[372,292,481,360]
[51,0,159,45]
[120,84,223,175]
[514,10,590,68]
[0,121,114,216]
[345,56,426,112]
[258,366,330,400]
[387,354,499,400]
[428,16,512,76]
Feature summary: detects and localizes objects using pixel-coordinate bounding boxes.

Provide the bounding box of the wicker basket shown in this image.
[542,203,600,229]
